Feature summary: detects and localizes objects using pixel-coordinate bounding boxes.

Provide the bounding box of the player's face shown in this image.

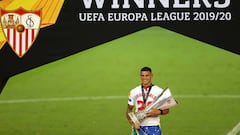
[140,71,153,86]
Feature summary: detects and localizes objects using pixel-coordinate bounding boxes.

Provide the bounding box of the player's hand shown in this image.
[128,119,140,129]
[145,108,160,117]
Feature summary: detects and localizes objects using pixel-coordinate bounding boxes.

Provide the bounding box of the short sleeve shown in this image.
[127,91,135,106]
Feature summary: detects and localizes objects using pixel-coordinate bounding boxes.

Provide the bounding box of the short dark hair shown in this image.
[140,67,152,73]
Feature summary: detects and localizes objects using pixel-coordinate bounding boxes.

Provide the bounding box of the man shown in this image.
[126,66,169,135]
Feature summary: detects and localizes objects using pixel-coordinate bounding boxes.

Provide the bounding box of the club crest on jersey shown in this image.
[0,8,41,57]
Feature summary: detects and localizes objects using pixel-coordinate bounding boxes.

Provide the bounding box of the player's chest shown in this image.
[134,91,158,102]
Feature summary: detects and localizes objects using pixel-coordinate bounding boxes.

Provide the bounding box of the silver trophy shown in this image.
[128,88,178,126]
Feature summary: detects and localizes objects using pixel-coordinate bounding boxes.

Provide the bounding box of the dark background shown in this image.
[0,0,239,93]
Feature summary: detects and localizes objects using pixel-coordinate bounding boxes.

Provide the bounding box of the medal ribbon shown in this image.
[141,84,153,104]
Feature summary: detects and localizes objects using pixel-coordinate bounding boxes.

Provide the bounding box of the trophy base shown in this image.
[128,112,140,127]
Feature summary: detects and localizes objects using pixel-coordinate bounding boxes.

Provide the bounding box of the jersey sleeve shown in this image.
[127,90,135,106]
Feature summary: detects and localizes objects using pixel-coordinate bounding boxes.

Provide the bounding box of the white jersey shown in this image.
[128,85,164,126]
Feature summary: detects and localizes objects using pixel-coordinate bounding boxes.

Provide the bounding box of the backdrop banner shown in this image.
[0,0,239,93]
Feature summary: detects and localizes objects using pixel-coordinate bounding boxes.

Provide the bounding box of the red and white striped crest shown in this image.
[0,8,41,57]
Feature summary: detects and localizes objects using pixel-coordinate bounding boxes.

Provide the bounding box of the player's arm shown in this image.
[159,108,170,115]
[145,108,169,117]
[126,104,140,129]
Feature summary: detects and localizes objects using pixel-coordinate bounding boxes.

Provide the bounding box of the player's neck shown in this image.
[142,83,152,87]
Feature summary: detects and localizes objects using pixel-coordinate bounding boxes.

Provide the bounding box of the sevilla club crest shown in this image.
[0,8,41,57]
